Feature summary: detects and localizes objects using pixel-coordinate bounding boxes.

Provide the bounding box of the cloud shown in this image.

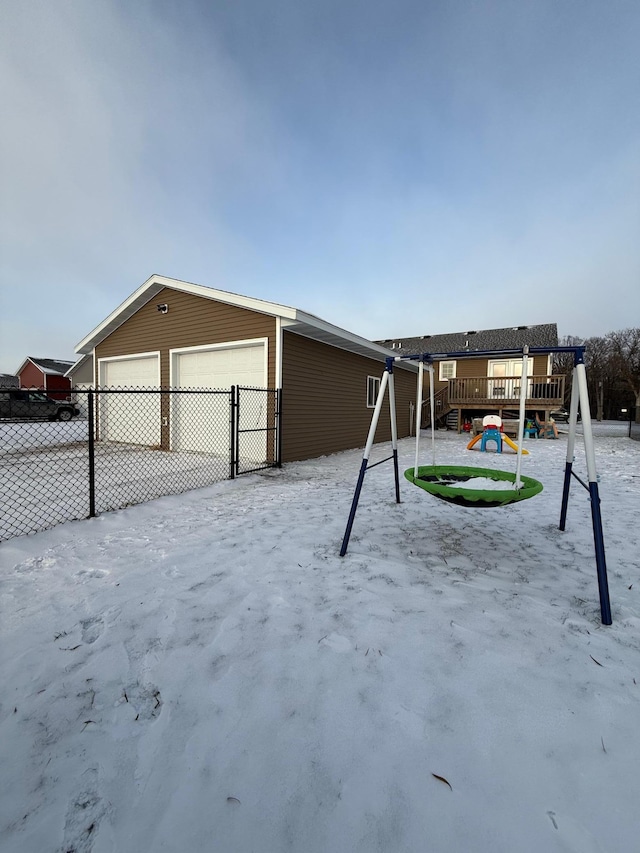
[1,0,639,371]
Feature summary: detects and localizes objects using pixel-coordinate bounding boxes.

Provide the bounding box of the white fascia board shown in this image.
[75,274,299,354]
[73,273,415,371]
[15,358,35,376]
[64,354,92,378]
[291,311,418,370]
[16,357,70,376]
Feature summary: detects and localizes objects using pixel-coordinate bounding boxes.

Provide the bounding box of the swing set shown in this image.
[340,345,612,625]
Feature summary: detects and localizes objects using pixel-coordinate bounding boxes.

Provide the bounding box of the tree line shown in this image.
[553,328,640,423]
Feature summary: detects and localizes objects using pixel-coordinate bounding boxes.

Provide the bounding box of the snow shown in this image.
[437,476,518,491]
[0,420,88,453]
[1,427,639,852]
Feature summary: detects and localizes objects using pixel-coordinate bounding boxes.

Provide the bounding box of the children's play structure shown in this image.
[340,345,612,625]
[466,414,530,454]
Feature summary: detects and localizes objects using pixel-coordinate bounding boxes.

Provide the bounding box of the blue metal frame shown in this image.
[340,344,613,625]
[339,359,401,557]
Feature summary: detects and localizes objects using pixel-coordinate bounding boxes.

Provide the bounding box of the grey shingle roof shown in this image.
[376,323,558,356]
[0,374,19,387]
[27,358,76,375]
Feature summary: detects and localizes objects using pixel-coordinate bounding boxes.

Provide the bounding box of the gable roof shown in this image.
[64,354,92,378]
[376,323,558,356]
[16,357,75,376]
[0,374,19,388]
[75,274,416,368]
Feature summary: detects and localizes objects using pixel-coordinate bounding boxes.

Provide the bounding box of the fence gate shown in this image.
[232,386,281,476]
[2,386,282,541]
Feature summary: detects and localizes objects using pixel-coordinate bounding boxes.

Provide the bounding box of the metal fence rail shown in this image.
[1,386,281,541]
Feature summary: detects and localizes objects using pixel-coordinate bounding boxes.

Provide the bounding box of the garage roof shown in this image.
[75,274,416,369]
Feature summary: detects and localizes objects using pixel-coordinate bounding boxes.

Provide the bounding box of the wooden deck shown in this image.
[447,374,564,408]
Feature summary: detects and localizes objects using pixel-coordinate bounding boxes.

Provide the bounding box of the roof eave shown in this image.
[65,354,93,377]
[15,357,37,376]
[75,274,416,368]
[75,274,300,354]
[287,312,418,368]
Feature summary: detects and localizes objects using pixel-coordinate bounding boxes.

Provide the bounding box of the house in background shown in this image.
[16,357,75,400]
[0,374,19,388]
[65,354,94,390]
[64,354,95,418]
[377,324,561,431]
[74,274,418,462]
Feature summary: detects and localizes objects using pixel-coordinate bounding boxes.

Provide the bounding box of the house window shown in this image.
[439,361,456,381]
[367,376,380,408]
[488,358,534,399]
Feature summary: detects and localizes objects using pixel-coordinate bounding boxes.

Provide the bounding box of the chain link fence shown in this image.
[1,386,281,541]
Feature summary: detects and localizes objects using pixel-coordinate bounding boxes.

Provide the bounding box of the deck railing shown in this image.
[448,374,565,406]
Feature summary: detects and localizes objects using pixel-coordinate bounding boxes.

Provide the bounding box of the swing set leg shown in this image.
[340,459,367,557]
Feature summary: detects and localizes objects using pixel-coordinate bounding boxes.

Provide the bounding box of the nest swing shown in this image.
[404,464,544,508]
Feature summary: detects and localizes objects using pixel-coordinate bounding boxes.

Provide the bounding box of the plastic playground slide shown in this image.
[466,432,529,455]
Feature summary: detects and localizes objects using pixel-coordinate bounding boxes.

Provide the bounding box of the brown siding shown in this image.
[281,332,416,462]
[532,354,549,374]
[95,288,277,388]
[433,354,550,388]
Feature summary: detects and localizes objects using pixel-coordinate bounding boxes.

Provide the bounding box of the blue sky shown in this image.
[1,0,639,373]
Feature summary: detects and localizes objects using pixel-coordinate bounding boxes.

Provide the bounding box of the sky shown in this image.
[1,0,639,374]
[1,425,639,850]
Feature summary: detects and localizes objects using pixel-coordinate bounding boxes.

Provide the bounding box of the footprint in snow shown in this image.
[547,811,604,852]
[59,767,108,853]
[81,616,104,645]
[120,682,163,721]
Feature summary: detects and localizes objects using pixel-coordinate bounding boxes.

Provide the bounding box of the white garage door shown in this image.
[172,344,267,458]
[100,355,160,446]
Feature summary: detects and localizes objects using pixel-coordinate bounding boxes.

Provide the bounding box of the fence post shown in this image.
[88,390,96,518]
[230,386,237,479]
[276,388,283,468]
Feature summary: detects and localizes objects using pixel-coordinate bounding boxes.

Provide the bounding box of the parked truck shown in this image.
[0,389,80,421]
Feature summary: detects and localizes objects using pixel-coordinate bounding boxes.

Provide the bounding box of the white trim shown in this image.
[275,317,282,389]
[168,339,268,455]
[438,360,457,381]
[64,353,92,378]
[168,338,268,390]
[98,351,161,387]
[74,274,416,370]
[15,357,36,377]
[487,357,534,376]
[15,356,74,377]
[76,275,298,354]
[366,375,381,408]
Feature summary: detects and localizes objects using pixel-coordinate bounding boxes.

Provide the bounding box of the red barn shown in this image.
[16,357,75,400]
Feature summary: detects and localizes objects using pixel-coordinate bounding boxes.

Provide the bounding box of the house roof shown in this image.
[64,354,92,378]
[0,373,19,387]
[75,274,417,369]
[376,323,558,357]
[16,357,76,376]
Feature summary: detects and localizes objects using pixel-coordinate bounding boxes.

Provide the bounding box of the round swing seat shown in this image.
[404,465,543,508]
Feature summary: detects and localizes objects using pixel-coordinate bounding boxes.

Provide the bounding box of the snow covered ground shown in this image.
[1,428,639,852]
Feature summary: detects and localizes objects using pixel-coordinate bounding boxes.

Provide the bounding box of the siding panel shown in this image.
[282,332,416,462]
[95,288,277,388]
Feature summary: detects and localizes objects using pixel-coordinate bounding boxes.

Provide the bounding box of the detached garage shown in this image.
[170,341,268,458]
[74,275,417,463]
[98,353,161,446]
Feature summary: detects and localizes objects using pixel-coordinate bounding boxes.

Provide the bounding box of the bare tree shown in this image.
[583,336,613,421]
[607,328,640,423]
[553,335,584,404]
